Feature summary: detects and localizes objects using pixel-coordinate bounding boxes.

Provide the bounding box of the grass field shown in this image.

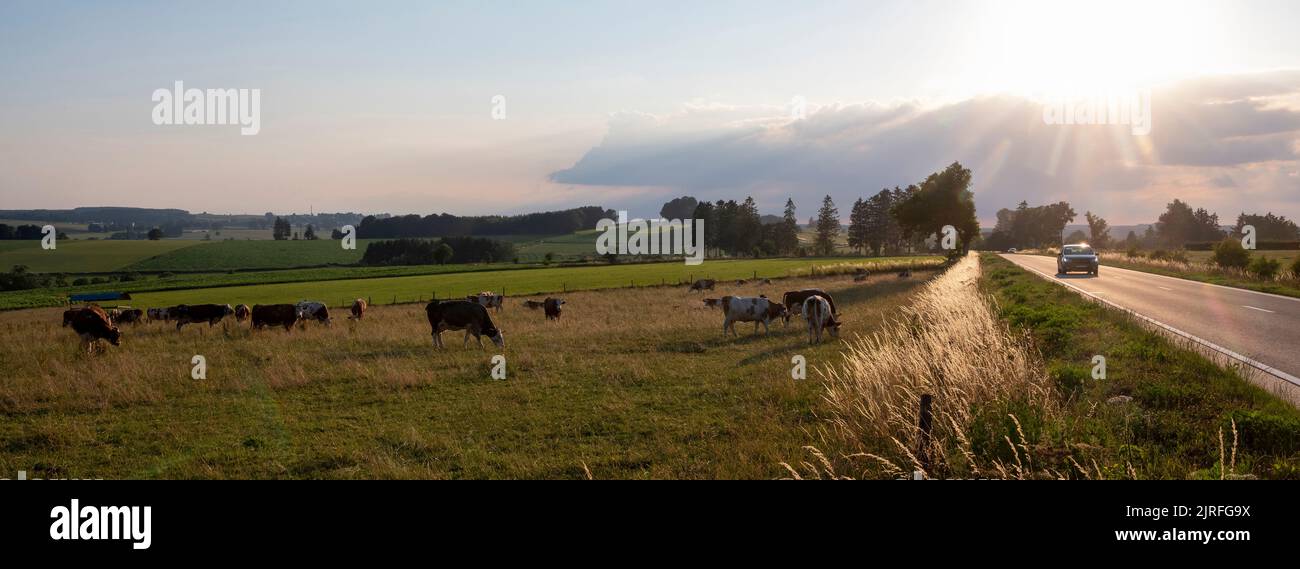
[0,239,201,273]
[124,239,374,271]
[0,271,932,479]
[123,256,942,308]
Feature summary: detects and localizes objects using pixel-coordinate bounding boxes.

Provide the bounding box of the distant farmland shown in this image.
[126,256,943,308]
[0,239,200,273]
[124,239,375,271]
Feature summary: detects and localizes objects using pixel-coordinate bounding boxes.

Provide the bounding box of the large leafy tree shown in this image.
[1156,199,1224,246]
[1233,212,1300,241]
[1085,211,1111,248]
[891,162,980,252]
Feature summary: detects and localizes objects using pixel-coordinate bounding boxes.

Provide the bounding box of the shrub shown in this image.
[1126,247,1141,259]
[1169,250,1189,264]
[1248,256,1282,279]
[1149,250,1170,261]
[1290,257,1300,279]
[1212,238,1251,269]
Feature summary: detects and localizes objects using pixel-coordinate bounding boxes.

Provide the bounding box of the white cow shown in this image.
[146,307,170,322]
[467,292,504,312]
[295,300,331,324]
[802,295,840,344]
[721,295,786,337]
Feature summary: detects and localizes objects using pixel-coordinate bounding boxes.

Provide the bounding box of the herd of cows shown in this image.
[55,270,914,353]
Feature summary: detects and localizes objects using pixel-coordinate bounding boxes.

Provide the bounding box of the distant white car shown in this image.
[1006,248,1018,254]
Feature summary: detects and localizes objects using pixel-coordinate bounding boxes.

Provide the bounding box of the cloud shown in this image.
[551,71,1300,224]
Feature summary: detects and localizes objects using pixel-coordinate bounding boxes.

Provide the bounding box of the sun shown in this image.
[966,0,1225,98]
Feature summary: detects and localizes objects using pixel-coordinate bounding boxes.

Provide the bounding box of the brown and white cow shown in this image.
[689,279,716,292]
[251,304,300,331]
[521,299,545,310]
[543,297,564,321]
[802,295,841,345]
[172,304,235,330]
[467,292,504,312]
[426,300,504,349]
[234,304,252,322]
[781,289,837,326]
[69,305,121,353]
[701,298,722,309]
[146,307,171,322]
[721,295,786,337]
[349,299,367,320]
[295,300,331,325]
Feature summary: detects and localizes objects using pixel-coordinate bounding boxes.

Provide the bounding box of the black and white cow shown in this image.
[802,295,841,344]
[426,300,505,349]
[721,296,786,337]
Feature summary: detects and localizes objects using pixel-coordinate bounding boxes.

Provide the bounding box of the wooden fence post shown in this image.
[916,393,934,475]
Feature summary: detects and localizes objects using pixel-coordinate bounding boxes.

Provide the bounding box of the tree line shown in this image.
[356,206,610,239]
[360,237,516,266]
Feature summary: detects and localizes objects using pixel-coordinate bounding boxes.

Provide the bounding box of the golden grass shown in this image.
[787,254,1057,479]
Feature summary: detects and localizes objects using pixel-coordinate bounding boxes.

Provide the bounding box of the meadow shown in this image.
[0,239,200,273]
[0,272,931,479]
[124,239,375,271]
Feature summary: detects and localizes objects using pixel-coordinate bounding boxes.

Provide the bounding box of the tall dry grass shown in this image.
[787,254,1057,479]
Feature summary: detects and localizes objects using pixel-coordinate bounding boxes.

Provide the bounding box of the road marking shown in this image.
[1157,286,1173,291]
[1243,305,1276,314]
[1006,257,1300,388]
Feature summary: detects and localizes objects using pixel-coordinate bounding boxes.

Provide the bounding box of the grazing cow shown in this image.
[689,279,716,292]
[781,289,838,325]
[234,304,252,322]
[426,300,504,349]
[112,308,144,325]
[760,278,772,285]
[146,307,171,322]
[467,292,504,312]
[543,297,565,321]
[898,269,912,278]
[802,295,841,344]
[721,295,786,337]
[251,304,300,331]
[522,300,545,310]
[853,273,869,282]
[69,305,121,353]
[349,298,367,320]
[735,279,748,285]
[172,304,235,330]
[295,300,331,325]
[702,298,722,308]
[62,308,83,327]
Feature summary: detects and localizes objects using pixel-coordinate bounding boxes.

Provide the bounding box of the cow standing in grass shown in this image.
[426,300,504,349]
[781,289,837,327]
[468,292,504,313]
[802,295,840,345]
[349,299,367,320]
[173,304,235,330]
[295,300,331,325]
[234,304,252,322]
[689,279,716,292]
[251,304,300,331]
[721,296,786,337]
[69,305,121,353]
[543,297,565,321]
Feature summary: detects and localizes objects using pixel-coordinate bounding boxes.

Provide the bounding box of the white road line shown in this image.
[1008,258,1300,388]
[1157,286,1173,291]
[1244,305,1277,314]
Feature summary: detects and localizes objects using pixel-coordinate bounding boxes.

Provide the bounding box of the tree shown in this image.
[304,224,317,240]
[775,198,799,255]
[735,197,763,256]
[272,217,291,241]
[814,195,840,256]
[1064,229,1089,244]
[1157,199,1224,247]
[691,201,717,255]
[659,196,699,220]
[847,198,869,254]
[1124,231,1139,250]
[433,243,454,265]
[1212,237,1251,269]
[891,162,980,252]
[1233,212,1300,241]
[331,228,345,240]
[1084,211,1111,248]
[147,228,164,240]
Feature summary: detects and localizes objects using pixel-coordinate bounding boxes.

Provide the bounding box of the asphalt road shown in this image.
[998,254,1300,386]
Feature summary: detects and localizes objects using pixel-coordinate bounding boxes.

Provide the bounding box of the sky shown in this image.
[1,0,1299,225]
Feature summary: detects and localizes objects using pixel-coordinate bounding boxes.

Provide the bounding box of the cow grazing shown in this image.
[702,298,721,309]
[522,300,545,310]
[69,305,121,353]
[426,300,504,349]
[251,304,300,331]
[172,304,235,330]
[468,292,504,312]
[760,278,772,285]
[234,304,252,322]
[349,299,367,320]
[113,308,144,325]
[735,279,748,285]
[543,297,565,321]
[62,308,83,327]
[295,300,331,325]
[686,280,717,293]
[781,289,838,325]
[853,273,869,282]
[802,295,841,344]
[898,269,912,278]
[721,295,786,337]
[146,307,171,322]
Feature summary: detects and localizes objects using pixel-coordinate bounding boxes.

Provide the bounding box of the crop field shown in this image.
[0,271,933,479]
[1183,249,1299,266]
[123,239,376,271]
[122,256,943,308]
[0,239,201,273]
